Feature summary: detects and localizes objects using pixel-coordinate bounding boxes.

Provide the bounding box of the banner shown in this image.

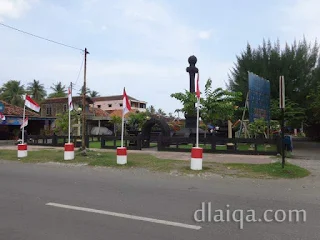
[248,72,270,122]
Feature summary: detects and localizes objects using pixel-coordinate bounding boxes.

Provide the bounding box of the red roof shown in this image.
[89,107,108,117]
[0,100,40,117]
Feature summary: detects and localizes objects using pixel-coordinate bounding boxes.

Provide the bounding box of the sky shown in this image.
[0,0,319,115]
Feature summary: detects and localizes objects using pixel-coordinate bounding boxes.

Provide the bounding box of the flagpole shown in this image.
[121,109,125,148]
[68,101,71,144]
[68,84,72,144]
[22,100,26,144]
[196,97,199,148]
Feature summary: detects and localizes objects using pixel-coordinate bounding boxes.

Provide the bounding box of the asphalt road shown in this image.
[0,160,319,240]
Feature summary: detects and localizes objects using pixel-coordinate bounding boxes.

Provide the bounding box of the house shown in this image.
[92,95,147,113]
[40,96,110,135]
[0,100,54,140]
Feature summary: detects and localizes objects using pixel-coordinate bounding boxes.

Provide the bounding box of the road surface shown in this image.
[0,160,319,239]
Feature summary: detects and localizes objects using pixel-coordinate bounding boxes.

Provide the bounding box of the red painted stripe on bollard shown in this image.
[18,144,27,151]
[64,143,74,151]
[117,147,127,156]
[191,147,203,159]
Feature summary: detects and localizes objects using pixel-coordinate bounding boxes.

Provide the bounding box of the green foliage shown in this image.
[54,111,79,135]
[171,78,242,124]
[0,80,25,106]
[49,82,67,98]
[248,118,268,138]
[307,81,320,123]
[89,90,99,97]
[127,112,148,131]
[27,79,47,102]
[201,78,242,123]
[146,105,156,116]
[170,90,197,116]
[228,38,320,129]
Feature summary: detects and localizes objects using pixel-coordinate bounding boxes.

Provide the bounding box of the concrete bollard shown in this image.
[117,147,127,165]
[64,143,75,160]
[191,147,203,170]
[17,144,28,158]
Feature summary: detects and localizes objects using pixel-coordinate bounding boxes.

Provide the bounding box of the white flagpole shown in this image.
[68,102,71,144]
[68,85,71,144]
[22,100,26,144]
[121,109,125,148]
[196,97,200,148]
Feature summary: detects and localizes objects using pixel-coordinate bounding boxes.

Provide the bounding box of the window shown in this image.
[46,105,52,116]
[97,105,101,109]
[108,104,112,108]
[139,103,145,108]
[63,104,67,112]
[119,103,123,107]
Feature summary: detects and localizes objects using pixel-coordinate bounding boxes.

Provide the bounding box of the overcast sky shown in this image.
[0,0,319,115]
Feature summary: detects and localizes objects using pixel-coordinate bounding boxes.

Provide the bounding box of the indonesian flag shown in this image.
[196,72,200,99]
[68,87,73,111]
[123,88,131,115]
[25,95,40,112]
[20,117,28,129]
[0,113,5,121]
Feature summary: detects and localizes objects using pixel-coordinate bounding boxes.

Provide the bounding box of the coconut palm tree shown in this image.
[27,79,47,102]
[0,80,25,106]
[48,82,67,98]
[89,90,100,98]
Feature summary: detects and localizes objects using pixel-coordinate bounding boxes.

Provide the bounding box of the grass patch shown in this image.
[224,162,310,179]
[0,150,309,179]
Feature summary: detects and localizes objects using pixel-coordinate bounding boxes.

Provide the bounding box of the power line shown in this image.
[0,22,84,52]
[74,54,84,86]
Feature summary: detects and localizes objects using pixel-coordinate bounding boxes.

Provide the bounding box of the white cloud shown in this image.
[198,30,212,40]
[0,0,38,20]
[280,0,320,40]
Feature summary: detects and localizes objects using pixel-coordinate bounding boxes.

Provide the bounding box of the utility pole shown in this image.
[279,75,285,168]
[81,48,89,154]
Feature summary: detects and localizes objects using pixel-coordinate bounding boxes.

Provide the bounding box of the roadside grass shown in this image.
[0,150,309,179]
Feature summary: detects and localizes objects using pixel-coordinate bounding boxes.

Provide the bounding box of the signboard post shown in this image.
[279,76,285,168]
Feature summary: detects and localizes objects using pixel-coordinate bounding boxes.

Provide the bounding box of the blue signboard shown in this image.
[0,116,23,126]
[0,102,4,113]
[248,72,270,122]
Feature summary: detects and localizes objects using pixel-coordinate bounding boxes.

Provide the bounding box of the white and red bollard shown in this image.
[117,147,127,165]
[17,144,28,158]
[191,147,203,170]
[64,143,74,160]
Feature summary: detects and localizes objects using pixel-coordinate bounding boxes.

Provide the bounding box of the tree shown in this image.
[171,78,242,125]
[49,82,67,98]
[27,79,47,102]
[110,115,122,136]
[78,85,91,96]
[53,111,79,135]
[89,90,99,98]
[0,80,25,106]
[127,112,148,131]
[201,79,242,124]
[157,108,166,117]
[146,105,156,116]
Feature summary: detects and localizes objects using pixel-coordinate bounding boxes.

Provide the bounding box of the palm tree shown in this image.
[48,82,67,98]
[27,79,47,102]
[89,90,100,98]
[0,80,25,106]
[157,108,166,116]
[78,85,91,96]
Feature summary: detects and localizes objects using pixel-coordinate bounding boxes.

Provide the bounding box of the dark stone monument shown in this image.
[174,55,205,137]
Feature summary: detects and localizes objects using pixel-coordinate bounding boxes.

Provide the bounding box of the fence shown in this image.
[157,135,281,155]
[27,134,281,155]
[28,135,90,148]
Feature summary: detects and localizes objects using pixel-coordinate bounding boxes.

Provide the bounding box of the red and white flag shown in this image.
[68,87,73,111]
[0,113,5,121]
[20,117,28,129]
[123,88,131,115]
[196,72,200,99]
[25,95,40,112]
